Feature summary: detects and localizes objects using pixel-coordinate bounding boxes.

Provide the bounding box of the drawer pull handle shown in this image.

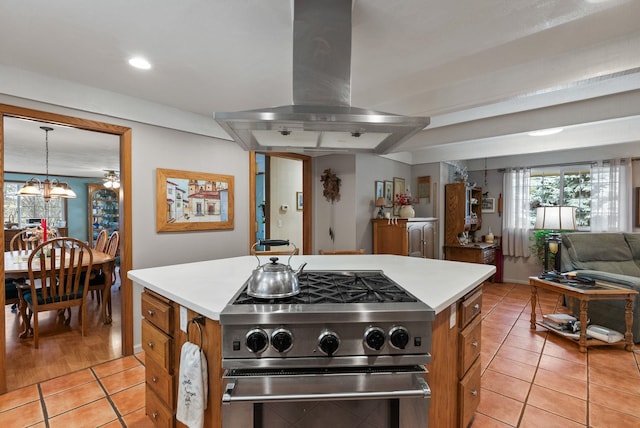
[147,341,154,349]
[473,303,480,311]
[152,376,158,383]
[471,390,478,396]
[152,411,159,419]
[471,341,479,348]
[147,309,154,316]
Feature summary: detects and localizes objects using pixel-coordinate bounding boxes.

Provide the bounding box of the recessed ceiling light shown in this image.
[128,57,151,70]
[528,128,564,137]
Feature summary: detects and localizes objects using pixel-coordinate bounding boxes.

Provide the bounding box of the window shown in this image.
[3,181,67,228]
[529,165,591,229]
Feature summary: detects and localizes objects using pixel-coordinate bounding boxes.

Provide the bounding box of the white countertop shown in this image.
[128,255,495,320]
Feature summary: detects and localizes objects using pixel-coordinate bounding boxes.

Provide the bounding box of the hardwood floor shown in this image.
[4,274,123,392]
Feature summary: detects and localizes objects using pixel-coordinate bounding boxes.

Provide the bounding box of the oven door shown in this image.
[222,366,430,428]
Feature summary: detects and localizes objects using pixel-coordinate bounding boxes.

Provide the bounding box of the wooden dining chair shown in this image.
[93,229,109,253]
[88,231,119,315]
[319,249,366,255]
[25,237,93,348]
[9,227,41,252]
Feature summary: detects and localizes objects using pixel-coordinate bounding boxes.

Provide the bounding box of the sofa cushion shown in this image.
[562,233,640,277]
[623,233,640,263]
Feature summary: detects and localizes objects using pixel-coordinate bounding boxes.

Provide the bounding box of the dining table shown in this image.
[4,248,116,338]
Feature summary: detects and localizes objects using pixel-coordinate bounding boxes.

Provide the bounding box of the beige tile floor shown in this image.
[472,282,640,427]
[0,353,152,428]
[1,281,640,427]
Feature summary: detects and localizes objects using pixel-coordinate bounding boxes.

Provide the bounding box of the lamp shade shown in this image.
[534,206,577,231]
[375,197,386,207]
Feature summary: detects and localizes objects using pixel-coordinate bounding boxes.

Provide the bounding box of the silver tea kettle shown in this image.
[247,239,307,299]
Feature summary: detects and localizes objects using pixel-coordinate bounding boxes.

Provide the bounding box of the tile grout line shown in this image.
[91,366,127,427]
[36,383,50,428]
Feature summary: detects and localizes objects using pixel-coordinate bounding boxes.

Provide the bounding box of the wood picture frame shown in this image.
[482,197,496,213]
[636,187,640,227]
[375,181,384,200]
[384,181,394,207]
[156,168,234,232]
[296,191,303,210]
[417,175,431,200]
[393,177,405,216]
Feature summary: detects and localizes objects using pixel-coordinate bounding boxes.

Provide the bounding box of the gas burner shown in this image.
[232,270,418,305]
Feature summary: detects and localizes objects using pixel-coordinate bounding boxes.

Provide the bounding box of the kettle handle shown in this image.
[258,239,289,247]
[251,240,298,266]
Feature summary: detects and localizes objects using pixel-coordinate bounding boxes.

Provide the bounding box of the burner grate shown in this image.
[233,271,417,305]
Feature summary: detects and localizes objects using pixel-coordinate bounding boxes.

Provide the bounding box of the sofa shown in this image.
[560,232,640,342]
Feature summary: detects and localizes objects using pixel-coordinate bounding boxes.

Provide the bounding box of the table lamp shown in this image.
[534,206,577,276]
[375,197,386,218]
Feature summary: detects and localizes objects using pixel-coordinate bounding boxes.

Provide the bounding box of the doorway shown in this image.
[249,152,312,254]
[0,103,133,393]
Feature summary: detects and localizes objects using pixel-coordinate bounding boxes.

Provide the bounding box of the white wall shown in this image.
[313,154,357,253]
[269,157,302,247]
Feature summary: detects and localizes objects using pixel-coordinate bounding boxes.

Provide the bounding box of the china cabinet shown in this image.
[444,183,482,246]
[88,183,119,243]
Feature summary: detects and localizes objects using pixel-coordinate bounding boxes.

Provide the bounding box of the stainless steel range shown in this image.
[220,270,435,428]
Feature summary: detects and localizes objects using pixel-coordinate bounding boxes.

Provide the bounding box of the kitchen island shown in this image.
[129,254,495,427]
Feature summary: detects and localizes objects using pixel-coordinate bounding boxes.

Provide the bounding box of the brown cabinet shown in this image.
[142,289,223,428]
[428,286,483,428]
[142,290,176,427]
[372,218,408,255]
[444,244,495,264]
[444,182,482,246]
[372,218,438,258]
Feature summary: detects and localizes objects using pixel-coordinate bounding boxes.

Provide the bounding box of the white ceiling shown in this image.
[1,0,640,173]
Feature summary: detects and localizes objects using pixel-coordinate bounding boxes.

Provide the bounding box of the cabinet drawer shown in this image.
[142,319,173,372]
[458,357,481,428]
[458,315,481,377]
[142,291,174,334]
[146,357,175,408]
[460,289,482,328]
[146,387,175,428]
[482,248,495,264]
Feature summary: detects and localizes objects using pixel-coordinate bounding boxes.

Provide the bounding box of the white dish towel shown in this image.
[176,341,208,428]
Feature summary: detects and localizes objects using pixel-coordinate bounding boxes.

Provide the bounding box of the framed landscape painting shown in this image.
[156,168,234,232]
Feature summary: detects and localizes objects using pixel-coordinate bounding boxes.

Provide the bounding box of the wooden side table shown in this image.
[529,276,638,352]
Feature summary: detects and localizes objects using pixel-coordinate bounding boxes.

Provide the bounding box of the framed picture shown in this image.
[636,188,640,227]
[393,177,405,216]
[417,176,431,200]
[482,197,496,213]
[375,181,384,200]
[296,192,303,210]
[156,168,234,232]
[384,181,394,207]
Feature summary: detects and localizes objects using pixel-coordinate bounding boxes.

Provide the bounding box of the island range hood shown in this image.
[214,0,430,154]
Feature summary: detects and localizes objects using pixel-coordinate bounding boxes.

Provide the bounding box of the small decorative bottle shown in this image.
[486,227,494,244]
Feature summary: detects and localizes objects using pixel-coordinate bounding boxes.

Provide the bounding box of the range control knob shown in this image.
[389,326,410,350]
[318,330,340,357]
[245,328,269,354]
[364,327,386,351]
[271,328,293,353]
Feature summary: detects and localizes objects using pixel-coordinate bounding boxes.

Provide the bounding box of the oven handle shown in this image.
[222,374,430,403]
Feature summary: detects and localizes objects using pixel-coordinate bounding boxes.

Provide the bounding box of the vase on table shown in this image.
[398,205,415,218]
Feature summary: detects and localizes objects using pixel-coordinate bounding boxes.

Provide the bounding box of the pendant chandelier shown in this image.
[18,126,77,202]
[103,170,120,189]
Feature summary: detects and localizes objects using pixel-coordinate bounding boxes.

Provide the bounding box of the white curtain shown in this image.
[502,168,531,257]
[591,159,632,232]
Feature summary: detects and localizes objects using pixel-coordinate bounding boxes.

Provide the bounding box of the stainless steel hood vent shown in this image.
[214,0,430,154]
